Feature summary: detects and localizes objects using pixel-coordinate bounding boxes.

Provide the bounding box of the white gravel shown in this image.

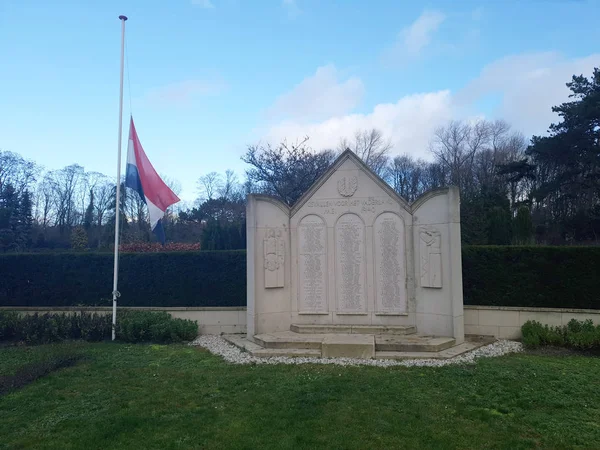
[189,335,523,368]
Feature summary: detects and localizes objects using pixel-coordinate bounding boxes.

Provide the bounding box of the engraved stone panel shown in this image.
[298,215,328,312]
[264,228,285,288]
[420,226,442,288]
[374,213,406,313]
[335,213,367,313]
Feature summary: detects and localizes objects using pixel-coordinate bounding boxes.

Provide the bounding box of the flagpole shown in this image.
[112,14,128,341]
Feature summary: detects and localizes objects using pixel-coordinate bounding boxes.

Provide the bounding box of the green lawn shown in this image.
[1,343,599,450]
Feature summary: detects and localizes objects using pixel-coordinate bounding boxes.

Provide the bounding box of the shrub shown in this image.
[119,242,201,252]
[462,246,600,309]
[0,311,198,345]
[0,311,19,341]
[117,311,197,343]
[0,250,246,307]
[521,319,600,350]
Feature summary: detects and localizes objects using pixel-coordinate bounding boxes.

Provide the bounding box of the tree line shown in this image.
[0,68,598,251]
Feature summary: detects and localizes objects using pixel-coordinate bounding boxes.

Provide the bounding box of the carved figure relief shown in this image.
[337,176,358,197]
[264,228,285,288]
[420,227,442,288]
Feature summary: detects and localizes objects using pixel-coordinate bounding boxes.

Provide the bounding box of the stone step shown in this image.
[290,324,417,335]
[224,335,321,357]
[254,331,455,354]
[224,334,491,360]
[322,334,375,359]
[254,331,325,349]
[375,341,487,360]
[375,335,456,353]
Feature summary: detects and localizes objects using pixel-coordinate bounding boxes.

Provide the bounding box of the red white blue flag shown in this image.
[125,117,180,243]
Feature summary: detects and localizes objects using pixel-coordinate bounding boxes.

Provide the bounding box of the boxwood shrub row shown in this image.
[1,247,599,310]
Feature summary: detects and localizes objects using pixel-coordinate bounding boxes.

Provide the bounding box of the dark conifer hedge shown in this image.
[462,246,600,309]
[1,247,599,309]
[0,251,246,307]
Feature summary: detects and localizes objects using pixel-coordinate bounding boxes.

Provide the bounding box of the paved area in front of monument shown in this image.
[225,324,494,360]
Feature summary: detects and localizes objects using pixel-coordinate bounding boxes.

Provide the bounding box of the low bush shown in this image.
[521,319,600,350]
[0,311,198,345]
[116,311,198,343]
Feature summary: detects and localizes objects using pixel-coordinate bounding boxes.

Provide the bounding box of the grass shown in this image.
[0,343,599,449]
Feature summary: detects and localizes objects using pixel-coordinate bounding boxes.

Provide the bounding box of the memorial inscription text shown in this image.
[298,215,327,312]
[335,214,366,313]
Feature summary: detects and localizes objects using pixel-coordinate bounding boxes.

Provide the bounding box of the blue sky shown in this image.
[1,0,599,203]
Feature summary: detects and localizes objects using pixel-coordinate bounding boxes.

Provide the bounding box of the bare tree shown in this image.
[430,120,475,193]
[385,155,428,202]
[338,129,392,177]
[47,164,86,232]
[93,180,114,226]
[0,150,39,196]
[242,137,337,206]
[197,172,222,201]
[34,174,55,229]
[217,170,239,200]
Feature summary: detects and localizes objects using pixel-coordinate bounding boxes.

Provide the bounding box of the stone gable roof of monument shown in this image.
[289,149,450,217]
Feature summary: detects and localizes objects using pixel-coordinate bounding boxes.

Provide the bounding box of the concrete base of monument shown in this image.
[224,325,494,360]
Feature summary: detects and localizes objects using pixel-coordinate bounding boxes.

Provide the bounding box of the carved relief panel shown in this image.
[337,176,358,197]
[264,228,285,288]
[419,227,442,288]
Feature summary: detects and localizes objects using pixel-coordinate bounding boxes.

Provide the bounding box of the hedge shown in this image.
[462,246,600,309]
[0,310,198,344]
[0,251,246,307]
[1,247,599,309]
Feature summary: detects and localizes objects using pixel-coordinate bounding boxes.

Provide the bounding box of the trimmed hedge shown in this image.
[521,319,600,350]
[462,246,600,309]
[1,247,599,309]
[0,251,246,307]
[0,310,198,344]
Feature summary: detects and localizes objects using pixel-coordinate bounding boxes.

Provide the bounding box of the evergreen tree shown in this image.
[0,183,18,251]
[15,190,33,251]
[84,188,94,231]
[71,226,88,250]
[513,206,533,245]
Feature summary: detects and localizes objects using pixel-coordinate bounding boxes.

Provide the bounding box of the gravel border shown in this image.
[190,335,523,368]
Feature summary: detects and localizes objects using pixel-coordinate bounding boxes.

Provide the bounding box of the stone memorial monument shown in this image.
[242,150,466,358]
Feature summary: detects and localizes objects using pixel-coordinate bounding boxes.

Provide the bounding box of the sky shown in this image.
[1,0,599,204]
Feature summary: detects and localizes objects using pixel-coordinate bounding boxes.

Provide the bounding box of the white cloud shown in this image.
[264,91,453,158]
[382,10,445,65]
[143,79,226,106]
[282,0,300,18]
[261,52,598,160]
[191,0,215,8]
[403,10,445,55]
[267,64,364,122]
[458,52,600,136]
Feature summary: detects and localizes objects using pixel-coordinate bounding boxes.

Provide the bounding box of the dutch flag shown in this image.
[125,117,180,244]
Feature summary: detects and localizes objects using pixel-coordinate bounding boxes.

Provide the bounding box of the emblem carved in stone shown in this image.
[337,176,358,197]
[419,227,442,288]
[264,228,285,288]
